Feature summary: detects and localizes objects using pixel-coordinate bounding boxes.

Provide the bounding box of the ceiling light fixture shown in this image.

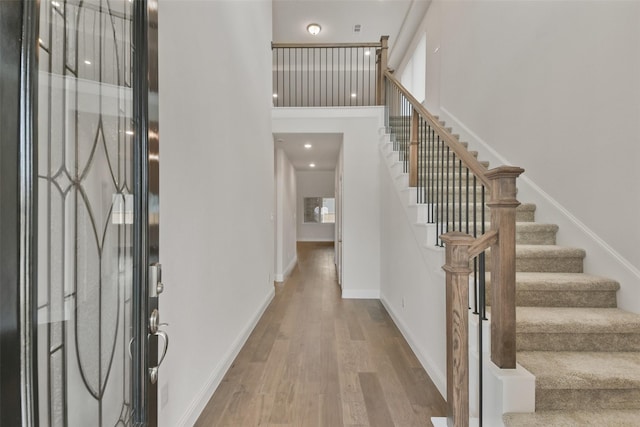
[364,50,371,56]
[304,143,312,149]
[84,60,92,65]
[309,163,316,168]
[307,23,321,36]
[351,93,357,98]
[272,93,278,98]
[125,130,134,136]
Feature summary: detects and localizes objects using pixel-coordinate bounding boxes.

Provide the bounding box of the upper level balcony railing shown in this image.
[271,36,388,107]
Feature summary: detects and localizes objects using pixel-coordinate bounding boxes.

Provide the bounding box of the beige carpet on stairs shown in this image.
[387,116,640,426]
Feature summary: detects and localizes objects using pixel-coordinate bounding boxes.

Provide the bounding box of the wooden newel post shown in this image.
[376,35,389,106]
[441,231,474,427]
[485,166,524,369]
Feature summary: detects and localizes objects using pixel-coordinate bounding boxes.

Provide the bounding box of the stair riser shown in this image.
[516,230,556,245]
[518,333,640,352]
[484,255,584,273]
[537,389,640,411]
[515,257,583,273]
[499,290,617,308]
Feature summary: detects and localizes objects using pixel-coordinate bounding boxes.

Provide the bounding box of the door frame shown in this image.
[0,1,39,425]
[0,1,160,425]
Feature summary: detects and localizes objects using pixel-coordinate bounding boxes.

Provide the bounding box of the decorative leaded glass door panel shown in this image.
[35,0,158,425]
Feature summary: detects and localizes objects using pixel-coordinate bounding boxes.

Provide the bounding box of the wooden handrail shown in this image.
[382,61,524,426]
[271,41,383,49]
[383,70,492,189]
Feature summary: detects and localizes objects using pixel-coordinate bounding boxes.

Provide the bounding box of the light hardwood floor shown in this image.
[195,242,446,426]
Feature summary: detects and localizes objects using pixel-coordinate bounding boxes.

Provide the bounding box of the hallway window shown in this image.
[304,197,335,223]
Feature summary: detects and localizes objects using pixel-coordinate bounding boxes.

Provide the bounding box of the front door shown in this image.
[0,0,162,425]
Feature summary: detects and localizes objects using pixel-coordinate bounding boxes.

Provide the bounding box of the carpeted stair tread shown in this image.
[516,307,640,334]
[517,351,640,390]
[504,409,640,427]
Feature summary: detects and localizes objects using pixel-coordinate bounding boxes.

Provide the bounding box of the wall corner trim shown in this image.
[275,255,298,283]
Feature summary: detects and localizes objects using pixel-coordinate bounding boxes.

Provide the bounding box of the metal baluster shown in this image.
[275,48,279,106]
[452,152,456,231]
[459,159,463,231]
[445,146,450,240]
[439,135,444,246]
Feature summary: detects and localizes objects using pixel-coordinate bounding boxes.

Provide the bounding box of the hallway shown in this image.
[195,242,446,426]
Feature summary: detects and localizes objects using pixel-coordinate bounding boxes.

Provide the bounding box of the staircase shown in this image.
[382,117,640,426]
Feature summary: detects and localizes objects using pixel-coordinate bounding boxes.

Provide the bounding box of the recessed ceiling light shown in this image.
[351,93,357,98]
[309,163,316,168]
[364,50,371,56]
[84,60,92,65]
[307,23,321,36]
[304,143,312,149]
[272,93,278,98]
[125,130,134,135]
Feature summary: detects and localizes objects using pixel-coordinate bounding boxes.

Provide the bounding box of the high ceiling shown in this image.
[272,1,431,171]
[272,0,431,74]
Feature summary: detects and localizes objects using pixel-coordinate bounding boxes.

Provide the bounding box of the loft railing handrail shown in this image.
[271,36,387,107]
[272,41,383,49]
[383,70,492,189]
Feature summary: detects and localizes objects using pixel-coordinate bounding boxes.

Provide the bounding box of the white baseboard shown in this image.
[440,107,640,314]
[274,254,297,282]
[380,294,447,397]
[176,287,275,426]
[341,289,380,299]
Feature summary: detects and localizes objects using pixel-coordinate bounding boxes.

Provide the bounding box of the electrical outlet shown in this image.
[161,383,169,409]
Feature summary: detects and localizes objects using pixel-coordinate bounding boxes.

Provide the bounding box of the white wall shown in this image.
[275,148,297,281]
[413,0,640,312]
[297,170,335,242]
[158,1,274,425]
[379,156,447,396]
[273,108,383,299]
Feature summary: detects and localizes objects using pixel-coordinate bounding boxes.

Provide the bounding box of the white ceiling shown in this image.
[272,1,431,171]
[274,133,342,171]
[272,0,431,68]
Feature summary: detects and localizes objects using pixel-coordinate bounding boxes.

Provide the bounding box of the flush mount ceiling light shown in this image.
[309,163,316,168]
[272,93,278,98]
[307,23,321,36]
[304,143,312,149]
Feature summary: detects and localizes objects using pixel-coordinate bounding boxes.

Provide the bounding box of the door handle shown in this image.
[148,330,168,384]
[148,308,169,384]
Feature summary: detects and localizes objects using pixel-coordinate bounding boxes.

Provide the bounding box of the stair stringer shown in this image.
[379,132,535,427]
